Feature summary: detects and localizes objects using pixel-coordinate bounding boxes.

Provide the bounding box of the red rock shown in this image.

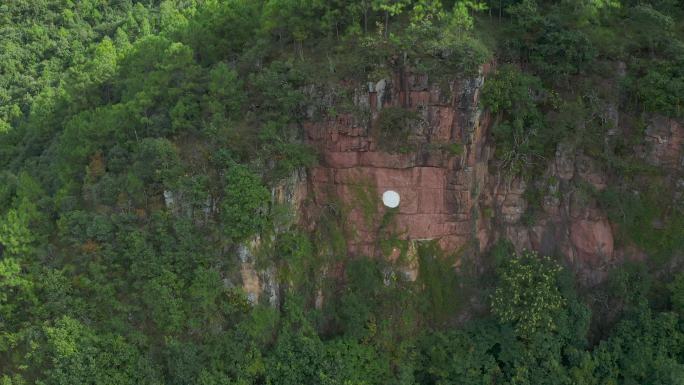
[477,227,490,252]
[443,221,471,235]
[498,181,527,224]
[336,135,369,152]
[554,143,575,180]
[375,168,417,188]
[429,86,443,104]
[369,92,377,111]
[418,188,446,213]
[393,214,465,239]
[348,243,374,257]
[409,91,430,108]
[398,91,408,106]
[324,152,358,168]
[311,182,335,204]
[395,188,419,214]
[576,155,607,190]
[310,167,334,183]
[304,68,492,259]
[358,152,414,168]
[439,235,468,252]
[408,73,429,91]
[428,106,455,141]
[334,168,369,185]
[419,167,446,187]
[504,226,532,251]
[570,219,614,264]
[386,246,403,262]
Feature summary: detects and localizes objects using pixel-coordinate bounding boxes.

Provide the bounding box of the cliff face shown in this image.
[297,67,684,285]
[304,69,491,258]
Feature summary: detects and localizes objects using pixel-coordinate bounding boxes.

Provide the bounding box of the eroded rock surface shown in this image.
[644,116,684,168]
[302,69,626,282]
[305,70,489,256]
[242,68,684,299]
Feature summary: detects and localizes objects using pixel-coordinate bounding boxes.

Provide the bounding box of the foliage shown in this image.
[373,106,420,153]
[599,184,684,260]
[0,207,34,258]
[0,0,683,383]
[416,326,503,385]
[670,273,684,315]
[592,306,684,385]
[491,250,565,337]
[626,56,684,118]
[41,316,160,385]
[482,65,551,176]
[416,241,462,325]
[220,165,270,242]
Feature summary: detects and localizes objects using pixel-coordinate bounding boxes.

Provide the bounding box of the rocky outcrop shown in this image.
[238,169,306,305]
[299,66,634,285]
[304,69,490,257]
[238,240,280,306]
[642,116,684,169]
[483,146,617,283]
[241,66,684,298]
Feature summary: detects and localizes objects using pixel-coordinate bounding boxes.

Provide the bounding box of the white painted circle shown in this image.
[382,190,400,208]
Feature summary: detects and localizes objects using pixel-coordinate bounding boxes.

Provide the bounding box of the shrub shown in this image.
[373,106,420,153]
[220,165,270,242]
[482,65,551,176]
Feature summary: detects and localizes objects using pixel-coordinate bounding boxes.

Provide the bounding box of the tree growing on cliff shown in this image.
[482,65,549,176]
[373,0,412,37]
[220,164,270,242]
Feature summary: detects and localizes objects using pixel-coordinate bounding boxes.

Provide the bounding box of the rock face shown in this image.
[643,116,684,169]
[241,66,684,299]
[570,219,613,264]
[299,67,631,285]
[238,169,306,306]
[238,240,280,306]
[483,150,619,283]
[304,70,490,257]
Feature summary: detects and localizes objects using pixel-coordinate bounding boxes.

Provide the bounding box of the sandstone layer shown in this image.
[296,67,684,285]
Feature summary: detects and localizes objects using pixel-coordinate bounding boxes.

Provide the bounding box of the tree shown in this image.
[41,316,160,385]
[321,338,390,385]
[491,251,565,337]
[220,165,270,242]
[131,138,183,191]
[141,269,186,334]
[669,272,684,315]
[482,65,549,176]
[266,296,326,385]
[410,0,446,30]
[592,306,684,385]
[372,0,411,37]
[417,327,502,385]
[204,63,245,130]
[0,207,33,258]
[0,257,34,326]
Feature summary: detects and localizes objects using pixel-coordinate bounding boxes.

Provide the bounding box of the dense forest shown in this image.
[1,0,684,384]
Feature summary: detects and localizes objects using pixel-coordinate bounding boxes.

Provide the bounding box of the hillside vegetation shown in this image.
[1,1,683,384]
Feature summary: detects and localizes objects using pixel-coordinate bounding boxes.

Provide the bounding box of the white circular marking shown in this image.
[382,190,400,208]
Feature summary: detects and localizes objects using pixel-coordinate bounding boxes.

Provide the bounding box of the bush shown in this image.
[220,165,270,242]
[482,65,551,176]
[627,59,684,118]
[599,185,684,261]
[373,106,420,153]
